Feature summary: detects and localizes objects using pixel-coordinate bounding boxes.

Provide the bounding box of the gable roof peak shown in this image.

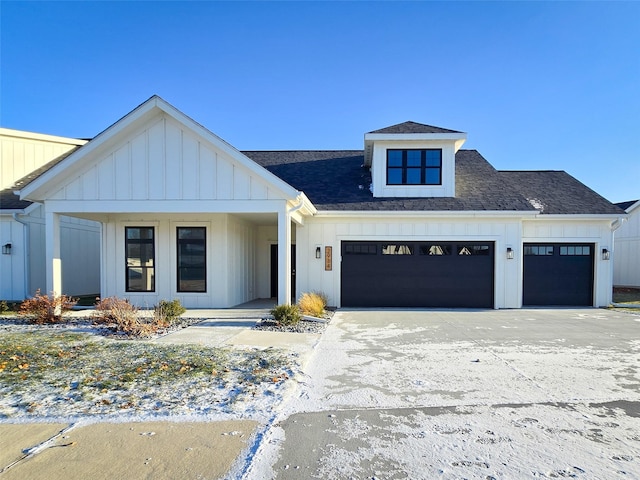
[368,121,464,135]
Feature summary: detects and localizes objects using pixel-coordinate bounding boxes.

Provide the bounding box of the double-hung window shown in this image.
[177,227,206,292]
[125,227,155,292]
[387,149,442,185]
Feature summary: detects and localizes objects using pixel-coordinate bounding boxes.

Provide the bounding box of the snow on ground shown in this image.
[243,309,640,479]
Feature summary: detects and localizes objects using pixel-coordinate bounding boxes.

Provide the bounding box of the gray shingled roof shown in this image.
[615,200,639,211]
[243,150,537,212]
[0,189,32,210]
[368,121,463,135]
[499,171,625,215]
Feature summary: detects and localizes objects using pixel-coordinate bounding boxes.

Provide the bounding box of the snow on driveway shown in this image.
[243,309,640,479]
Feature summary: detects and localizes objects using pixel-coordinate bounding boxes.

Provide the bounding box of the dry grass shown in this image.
[0,330,294,418]
[298,292,327,318]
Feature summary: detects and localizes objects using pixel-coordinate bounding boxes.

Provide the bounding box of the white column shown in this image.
[45,210,62,296]
[277,208,291,305]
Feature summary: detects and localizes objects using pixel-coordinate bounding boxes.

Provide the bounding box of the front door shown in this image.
[270,244,296,301]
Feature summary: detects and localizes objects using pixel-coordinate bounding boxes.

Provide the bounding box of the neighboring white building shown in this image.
[614,200,640,288]
[0,129,100,300]
[14,96,626,308]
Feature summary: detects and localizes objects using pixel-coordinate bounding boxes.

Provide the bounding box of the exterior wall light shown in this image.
[315,246,322,259]
[2,243,11,255]
[506,247,514,260]
[602,248,610,260]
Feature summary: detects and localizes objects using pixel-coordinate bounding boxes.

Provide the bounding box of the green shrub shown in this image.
[0,301,9,315]
[18,290,77,324]
[154,299,186,326]
[270,304,302,326]
[297,292,327,317]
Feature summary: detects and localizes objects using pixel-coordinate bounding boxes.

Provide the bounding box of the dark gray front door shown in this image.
[270,244,296,301]
[341,241,494,308]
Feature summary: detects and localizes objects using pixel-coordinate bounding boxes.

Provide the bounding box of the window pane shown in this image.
[382,244,413,255]
[406,150,421,166]
[406,168,422,184]
[458,245,490,256]
[345,243,377,255]
[425,168,440,185]
[387,168,403,184]
[420,245,452,255]
[177,227,206,292]
[125,227,155,292]
[387,150,403,166]
[425,150,441,167]
[127,267,155,292]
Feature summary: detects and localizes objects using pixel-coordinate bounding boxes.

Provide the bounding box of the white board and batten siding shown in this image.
[614,204,640,288]
[101,213,259,309]
[0,129,85,189]
[296,215,523,309]
[49,115,278,204]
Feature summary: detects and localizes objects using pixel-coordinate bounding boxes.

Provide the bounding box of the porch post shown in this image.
[277,208,292,305]
[45,210,62,296]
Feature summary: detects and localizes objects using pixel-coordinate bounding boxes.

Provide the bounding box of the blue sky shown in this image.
[2,1,638,203]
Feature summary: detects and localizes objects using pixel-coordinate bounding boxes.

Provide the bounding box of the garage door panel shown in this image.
[523,243,594,306]
[341,241,494,308]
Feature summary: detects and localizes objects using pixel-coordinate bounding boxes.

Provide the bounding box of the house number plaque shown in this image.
[325,246,332,271]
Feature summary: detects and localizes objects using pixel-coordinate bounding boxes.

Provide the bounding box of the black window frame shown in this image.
[177,227,207,293]
[386,149,442,186]
[125,226,155,292]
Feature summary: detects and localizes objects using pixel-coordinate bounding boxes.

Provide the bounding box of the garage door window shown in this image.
[382,244,413,255]
[344,243,377,255]
[560,245,591,256]
[458,245,490,256]
[524,245,554,256]
[420,244,452,256]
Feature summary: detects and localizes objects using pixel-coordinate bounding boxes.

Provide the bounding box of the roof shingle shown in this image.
[368,121,463,135]
[499,171,625,215]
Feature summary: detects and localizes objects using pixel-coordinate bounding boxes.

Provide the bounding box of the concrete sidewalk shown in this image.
[0,420,257,480]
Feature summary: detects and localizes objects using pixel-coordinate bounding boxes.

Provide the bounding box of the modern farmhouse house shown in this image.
[0,129,100,301]
[14,96,625,309]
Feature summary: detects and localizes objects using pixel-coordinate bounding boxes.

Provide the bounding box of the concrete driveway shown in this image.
[243,309,640,479]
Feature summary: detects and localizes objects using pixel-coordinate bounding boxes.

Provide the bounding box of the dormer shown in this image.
[364,121,466,198]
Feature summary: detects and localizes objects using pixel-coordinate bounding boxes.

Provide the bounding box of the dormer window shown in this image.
[386,149,442,185]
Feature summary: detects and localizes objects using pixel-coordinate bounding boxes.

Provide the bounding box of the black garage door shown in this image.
[341,241,494,308]
[523,243,594,306]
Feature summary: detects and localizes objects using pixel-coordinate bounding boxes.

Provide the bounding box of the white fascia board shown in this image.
[625,200,640,214]
[43,199,290,214]
[364,132,467,142]
[313,210,537,218]
[298,192,317,216]
[0,128,87,146]
[0,209,26,216]
[527,213,628,221]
